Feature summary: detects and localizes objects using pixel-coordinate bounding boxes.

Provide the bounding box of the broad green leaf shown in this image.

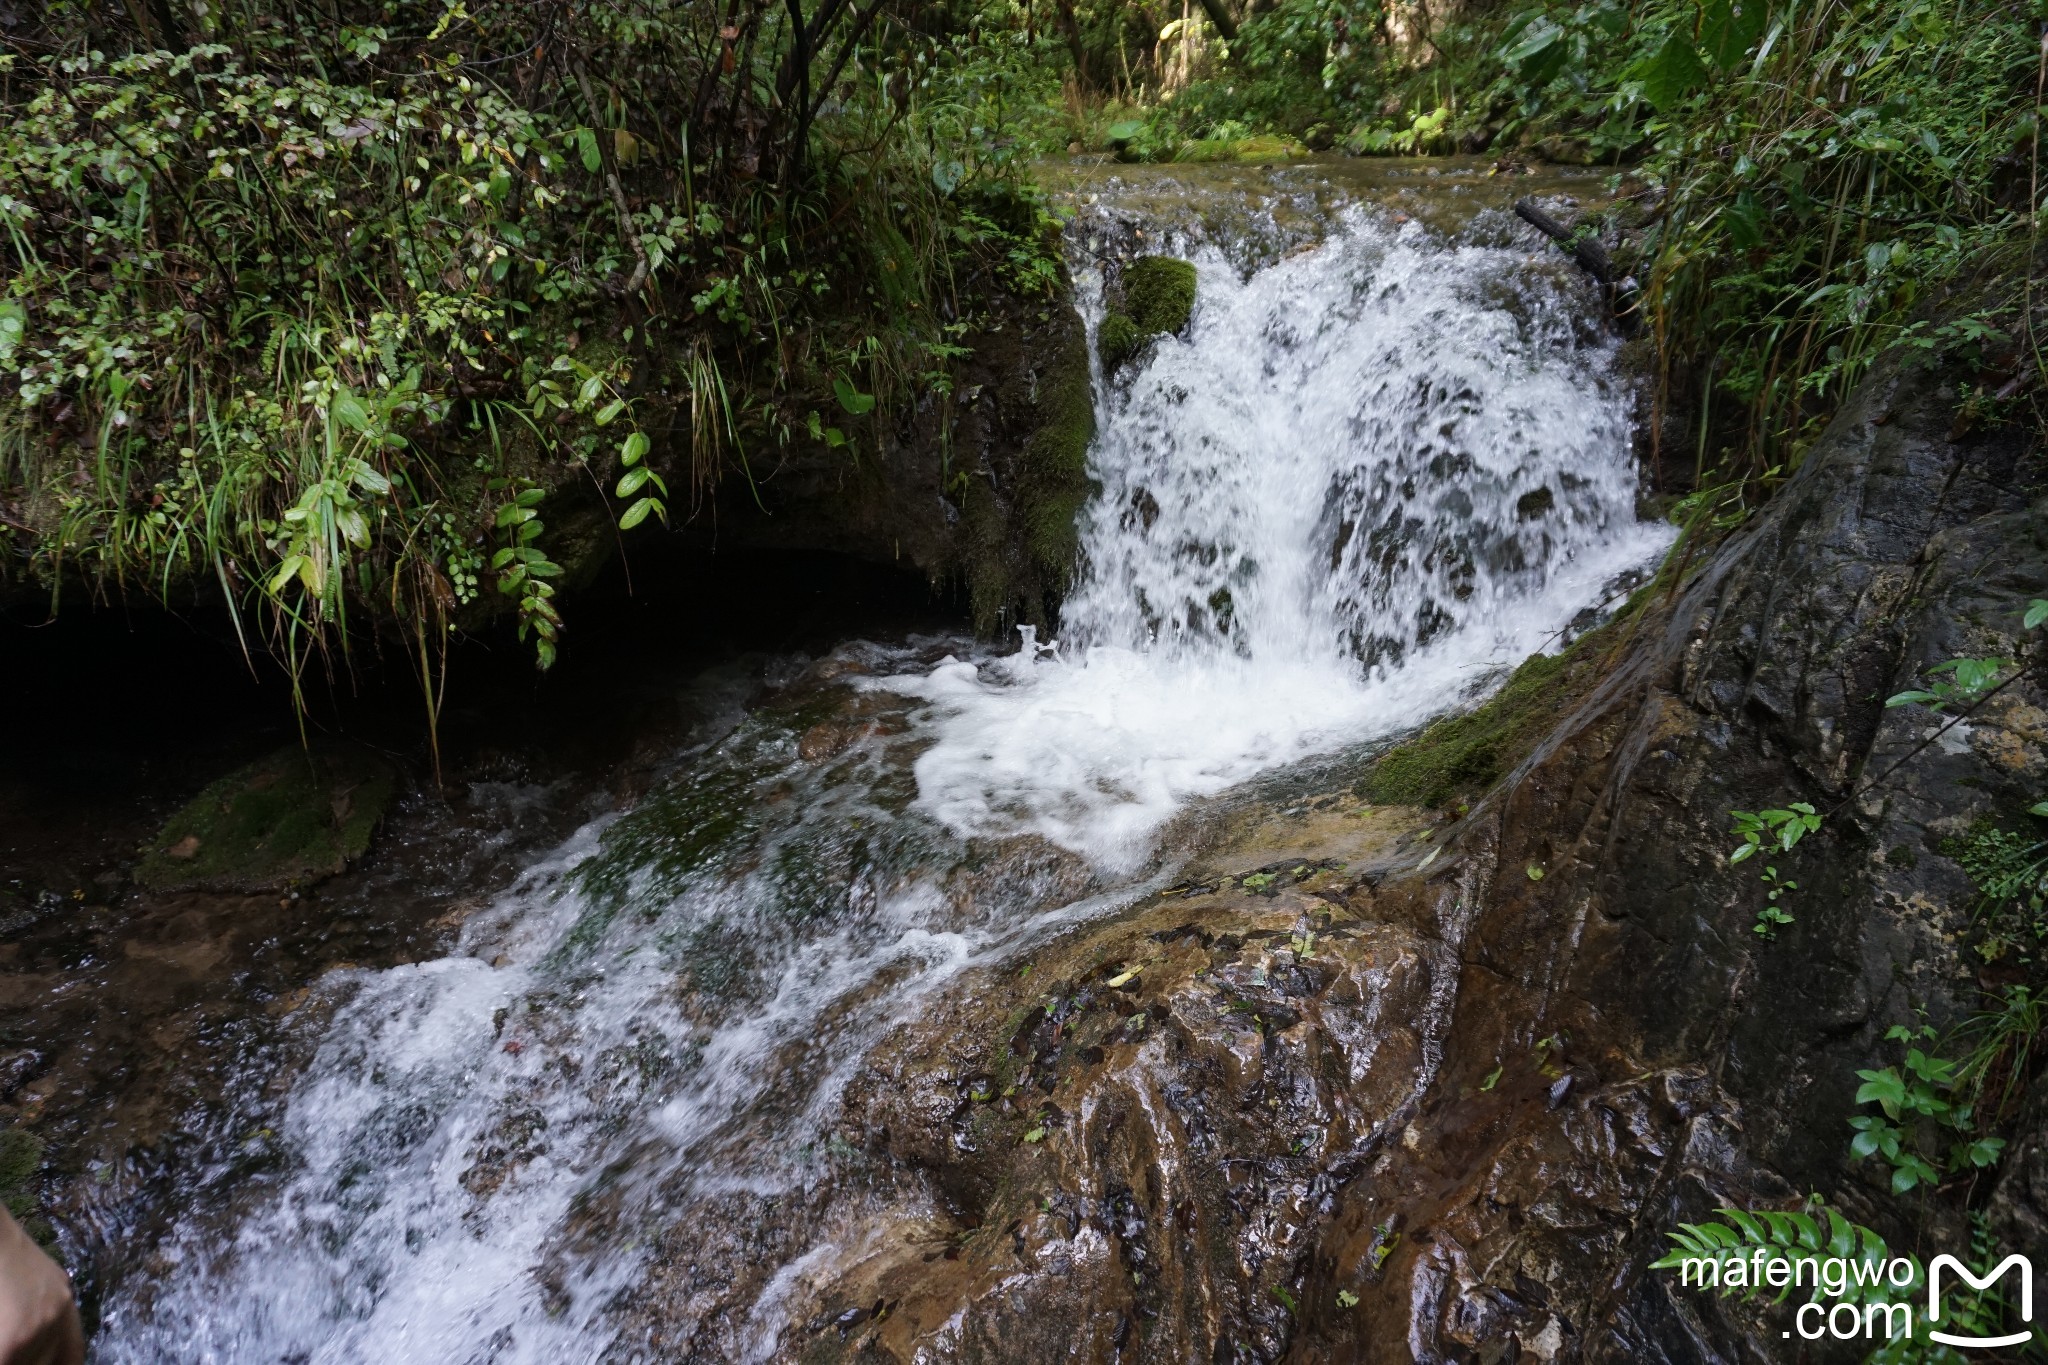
[1500,17,1564,67]
[1105,119,1145,143]
[1724,191,1763,249]
[577,126,601,173]
[2025,599,2048,630]
[621,431,650,466]
[1699,0,1765,71]
[1636,32,1709,111]
[618,496,662,530]
[616,466,650,497]
[594,398,626,426]
[348,460,392,495]
[1500,18,1567,85]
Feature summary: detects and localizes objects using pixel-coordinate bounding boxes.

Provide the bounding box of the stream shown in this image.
[83,161,1674,1363]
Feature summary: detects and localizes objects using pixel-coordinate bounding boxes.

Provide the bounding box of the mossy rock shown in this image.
[1098,313,1145,375]
[0,1128,52,1248]
[1099,256,1197,376]
[1358,590,1657,809]
[0,1128,39,1197]
[137,744,396,892]
[1174,134,1306,164]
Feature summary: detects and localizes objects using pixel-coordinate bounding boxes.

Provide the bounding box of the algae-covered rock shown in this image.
[1098,255,1197,375]
[0,1128,51,1247]
[137,744,396,892]
[1173,133,1306,164]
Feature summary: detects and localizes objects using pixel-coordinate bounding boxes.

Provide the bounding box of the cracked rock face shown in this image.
[704,342,2045,1363]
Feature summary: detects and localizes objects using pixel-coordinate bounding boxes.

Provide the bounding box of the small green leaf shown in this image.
[2026,599,2048,631]
[833,376,876,415]
[1335,1289,1360,1309]
[0,298,25,366]
[331,390,372,433]
[1479,1064,1503,1092]
[1021,1126,1046,1144]
[618,496,663,530]
[617,466,651,497]
[594,398,626,427]
[577,125,601,173]
[621,431,650,466]
[1525,865,1544,881]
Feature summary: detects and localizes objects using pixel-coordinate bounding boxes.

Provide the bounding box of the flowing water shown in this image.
[90,163,1673,1363]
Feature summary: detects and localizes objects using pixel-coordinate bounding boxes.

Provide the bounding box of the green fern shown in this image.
[1651,1202,1905,1306]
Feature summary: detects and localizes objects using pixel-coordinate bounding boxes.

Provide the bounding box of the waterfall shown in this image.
[89,190,1671,1364]
[892,203,1670,870]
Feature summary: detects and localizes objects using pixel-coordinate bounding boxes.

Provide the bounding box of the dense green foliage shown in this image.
[5,0,2041,726]
[1026,0,2043,512]
[0,0,1064,714]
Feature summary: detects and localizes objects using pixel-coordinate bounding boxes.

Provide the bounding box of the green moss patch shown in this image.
[0,1128,52,1248]
[1173,134,1306,164]
[1124,257,1197,337]
[137,744,396,892]
[1359,615,1634,809]
[1100,256,1197,375]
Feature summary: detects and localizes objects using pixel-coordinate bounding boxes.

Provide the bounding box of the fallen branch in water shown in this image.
[1513,197,1612,283]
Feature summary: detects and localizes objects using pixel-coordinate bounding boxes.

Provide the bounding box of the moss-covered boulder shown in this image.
[137,744,396,892]
[1172,132,1307,164]
[1098,256,1197,375]
[0,1128,51,1247]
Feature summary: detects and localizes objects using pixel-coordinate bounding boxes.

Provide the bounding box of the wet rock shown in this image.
[760,339,2045,1361]
[1099,256,1197,376]
[780,809,1446,1361]
[135,744,396,893]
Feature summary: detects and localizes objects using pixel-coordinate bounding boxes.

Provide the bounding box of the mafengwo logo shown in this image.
[1657,1220,2037,1350]
[1927,1255,2033,1350]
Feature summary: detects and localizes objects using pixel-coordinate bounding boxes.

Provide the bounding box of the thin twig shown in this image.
[572,62,650,298]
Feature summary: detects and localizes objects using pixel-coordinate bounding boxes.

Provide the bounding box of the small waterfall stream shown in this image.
[92,171,1672,1364]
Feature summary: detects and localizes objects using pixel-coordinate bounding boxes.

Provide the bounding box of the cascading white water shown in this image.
[89,187,1672,1364]
[891,204,1672,870]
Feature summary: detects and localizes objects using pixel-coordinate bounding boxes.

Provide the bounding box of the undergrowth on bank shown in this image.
[7,0,2043,717]
[0,1,1066,748]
